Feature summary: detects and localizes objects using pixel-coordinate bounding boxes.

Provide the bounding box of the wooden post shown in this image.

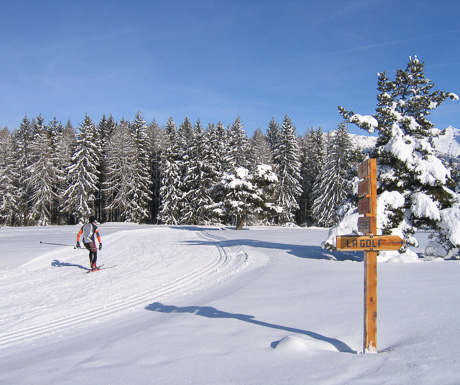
[364,250,377,352]
[363,159,378,352]
[337,159,405,352]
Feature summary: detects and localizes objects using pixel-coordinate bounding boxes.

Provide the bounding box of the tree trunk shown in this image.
[236,213,245,230]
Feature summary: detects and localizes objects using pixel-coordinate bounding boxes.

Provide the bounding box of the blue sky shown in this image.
[1,0,459,136]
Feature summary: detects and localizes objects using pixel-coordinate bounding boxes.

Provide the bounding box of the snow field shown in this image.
[1,225,459,385]
[0,226,263,349]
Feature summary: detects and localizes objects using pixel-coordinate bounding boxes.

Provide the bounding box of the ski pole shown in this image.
[39,241,75,247]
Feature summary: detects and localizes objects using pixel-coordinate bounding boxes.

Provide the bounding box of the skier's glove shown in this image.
[99,243,102,250]
[76,242,81,248]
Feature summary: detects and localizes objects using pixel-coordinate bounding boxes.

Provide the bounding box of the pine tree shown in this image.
[0,128,20,225]
[226,116,252,171]
[146,119,164,222]
[180,120,216,224]
[251,128,272,165]
[62,115,100,224]
[251,164,282,224]
[272,115,303,224]
[195,121,220,224]
[311,123,355,227]
[104,119,136,222]
[97,115,117,222]
[158,117,182,225]
[207,121,229,177]
[47,117,67,223]
[339,56,459,252]
[213,117,253,225]
[14,116,33,224]
[98,115,116,147]
[56,121,77,224]
[297,127,327,225]
[127,111,152,223]
[25,115,63,225]
[266,118,281,161]
[218,165,279,229]
[206,122,229,222]
[177,117,195,224]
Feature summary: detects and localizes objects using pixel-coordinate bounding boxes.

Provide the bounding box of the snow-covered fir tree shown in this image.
[226,116,252,171]
[207,121,229,178]
[25,115,63,225]
[14,116,33,225]
[0,128,20,226]
[62,114,100,224]
[298,127,327,225]
[213,117,255,225]
[104,119,137,222]
[55,121,76,224]
[146,119,164,222]
[251,164,283,223]
[180,120,216,224]
[311,123,355,227]
[103,114,151,223]
[218,165,279,229]
[98,115,116,147]
[177,117,196,224]
[272,115,303,224]
[158,117,183,225]
[46,117,68,223]
[97,115,116,222]
[266,118,281,161]
[338,56,459,257]
[127,111,152,223]
[251,128,272,165]
[205,122,230,221]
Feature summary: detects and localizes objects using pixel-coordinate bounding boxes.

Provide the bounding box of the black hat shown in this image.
[89,216,96,223]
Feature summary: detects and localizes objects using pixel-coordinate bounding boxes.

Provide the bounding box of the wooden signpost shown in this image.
[336,158,405,353]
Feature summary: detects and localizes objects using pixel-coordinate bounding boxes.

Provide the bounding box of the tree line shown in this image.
[1,56,458,257]
[0,113,364,227]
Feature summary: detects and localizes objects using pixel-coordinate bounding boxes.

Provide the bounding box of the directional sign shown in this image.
[358,177,371,197]
[336,235,405,251]
[358,216,376,234]
[358,159,371,179]
[358,196,371,214]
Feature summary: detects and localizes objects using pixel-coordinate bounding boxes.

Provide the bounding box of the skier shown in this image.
[76,216,102,270]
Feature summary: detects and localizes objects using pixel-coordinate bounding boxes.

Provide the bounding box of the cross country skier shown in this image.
[76,216,102,270]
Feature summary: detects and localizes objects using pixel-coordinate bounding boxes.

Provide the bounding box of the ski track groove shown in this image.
[0,229,248,349]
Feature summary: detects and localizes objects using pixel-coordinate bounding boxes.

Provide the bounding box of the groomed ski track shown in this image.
[0,226,261,349]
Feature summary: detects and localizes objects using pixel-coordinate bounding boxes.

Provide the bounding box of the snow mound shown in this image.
[273,335,340,353]
[378,249,419,263]
[425,241,448,258]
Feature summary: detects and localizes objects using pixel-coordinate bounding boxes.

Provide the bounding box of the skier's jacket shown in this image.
[77,222,101,245]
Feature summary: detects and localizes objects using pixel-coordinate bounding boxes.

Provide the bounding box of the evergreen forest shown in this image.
[0,113,363,228]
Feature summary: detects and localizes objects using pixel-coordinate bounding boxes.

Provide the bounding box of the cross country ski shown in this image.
[86,264,117,273]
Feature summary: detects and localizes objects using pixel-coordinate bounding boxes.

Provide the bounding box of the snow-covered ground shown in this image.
[1,224,459,385]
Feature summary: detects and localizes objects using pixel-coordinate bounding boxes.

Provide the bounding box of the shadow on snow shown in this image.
[185,237,363,262]
[51,259,89,271]
[145,302,356,354]
[168,226,361,262]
